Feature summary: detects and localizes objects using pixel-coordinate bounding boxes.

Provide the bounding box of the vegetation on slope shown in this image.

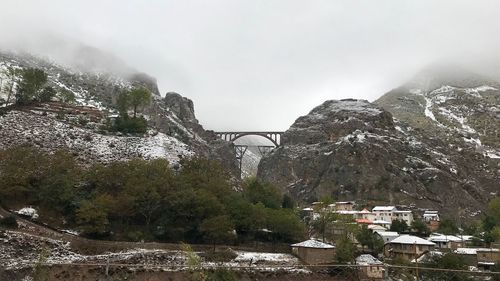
[0,146,305,245]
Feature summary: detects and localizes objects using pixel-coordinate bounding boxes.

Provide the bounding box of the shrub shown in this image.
[112,116,148,134]
[0,215,18,228]
[207,269,239,281]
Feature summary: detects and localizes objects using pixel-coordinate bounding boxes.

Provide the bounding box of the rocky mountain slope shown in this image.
[258,98,498,218]
[375,66,499,161]
[0,51,236,171]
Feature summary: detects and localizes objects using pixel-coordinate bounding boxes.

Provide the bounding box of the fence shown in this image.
[1,261,499,281]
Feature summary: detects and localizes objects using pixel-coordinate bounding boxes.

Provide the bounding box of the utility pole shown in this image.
[415,242,419,281]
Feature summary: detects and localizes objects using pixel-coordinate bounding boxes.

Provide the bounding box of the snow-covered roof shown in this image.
[335,201,354,205]
[372,206,396,211]
[336,210,358,214]
[368,225,387,231]
[375,231,399,237]
[411,251,443,263]
[388,235,436,246]
[291,239,335,249]
[373,220,391,225]
[455,248,480,255]
[428,235,463,243]
[355,254,382,265]
[423,213,439,217]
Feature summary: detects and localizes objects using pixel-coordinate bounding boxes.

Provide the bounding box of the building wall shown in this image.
[477,250,500,264]
[358,265,385,280]
[294,247,336,264]
[384,243,435,261]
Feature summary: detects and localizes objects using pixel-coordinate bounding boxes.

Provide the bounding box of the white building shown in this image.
[428,234,465,249]
[372,206,413,226]
[423,210,439,222]
[375,231,400,243]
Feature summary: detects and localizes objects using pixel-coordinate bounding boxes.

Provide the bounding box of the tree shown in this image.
[310,198,338,242]
[390,219,408,233]
[0,146,45,201]
[356,225,384,255]
[335,235,356,264]
[1,66,21,104]
[423,253,469,281]
[58,89,76,104]
[243,177,282,209]
[200,215,235,252]
[411,219,430,236]
[282,194,295,209]
[16,68,48,105]
[266,208,305,242]
[128,87,152,118]
[438,218,459,235]
[38,86,56,102]
[116,87,151,118]
[76,199,109,236]
[488,197,500,223]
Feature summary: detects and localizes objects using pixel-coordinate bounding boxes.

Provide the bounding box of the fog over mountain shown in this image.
[2,0,500,130]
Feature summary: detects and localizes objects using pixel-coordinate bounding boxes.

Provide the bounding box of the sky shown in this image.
[1,0,500,131]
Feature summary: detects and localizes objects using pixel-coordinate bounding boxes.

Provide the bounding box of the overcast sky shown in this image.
[1,0,500,130]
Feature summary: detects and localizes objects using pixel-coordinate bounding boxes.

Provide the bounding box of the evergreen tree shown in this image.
[390,219,409,233]
[16,68,48,104]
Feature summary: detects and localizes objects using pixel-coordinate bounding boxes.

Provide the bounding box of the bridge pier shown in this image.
[214,131,284,178]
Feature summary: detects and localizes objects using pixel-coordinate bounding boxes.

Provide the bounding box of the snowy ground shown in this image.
[0,231,307,273]
[0,110,194,165]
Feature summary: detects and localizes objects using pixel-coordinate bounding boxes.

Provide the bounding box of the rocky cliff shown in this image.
[0,50,237,173]
[258,99,498,218]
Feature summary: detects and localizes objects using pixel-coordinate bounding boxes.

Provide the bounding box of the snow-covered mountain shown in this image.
[0,50,236,171]
[258,89,498,218]
[376,67,500,160]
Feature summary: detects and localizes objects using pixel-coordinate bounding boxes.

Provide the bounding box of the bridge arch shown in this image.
[214,131,283,147]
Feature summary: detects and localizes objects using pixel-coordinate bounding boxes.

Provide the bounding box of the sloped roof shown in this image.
[291,239,335,249]
[355,218,373,224]
[373,220,391,225]
[368,225,387,231]
[359,208,371,213]
[428,235,463,242]
[372,206,396,211]
[389,235,436,246]
[375,231,399,237]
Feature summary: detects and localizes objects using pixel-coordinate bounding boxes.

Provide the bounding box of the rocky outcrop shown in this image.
[0,51,238,175]
[258,99,498,218]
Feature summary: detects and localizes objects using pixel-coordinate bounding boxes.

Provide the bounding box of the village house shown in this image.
[354,208,377,222]
[454,248,500,268]
[333,201,355,212]
[291,239,336,264]
[384,235,436,261]
[477,248,500,269]
[372,206,413,226]
[372,206,396,223]
[375,231,400,243]
[423,210,440,231]
[355,254,385,280]
[427,234,464,250]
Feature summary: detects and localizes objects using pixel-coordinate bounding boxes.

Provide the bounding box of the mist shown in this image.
[1,0,500,131]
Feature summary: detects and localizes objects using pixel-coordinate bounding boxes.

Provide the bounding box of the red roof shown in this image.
[356,218,373,224]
